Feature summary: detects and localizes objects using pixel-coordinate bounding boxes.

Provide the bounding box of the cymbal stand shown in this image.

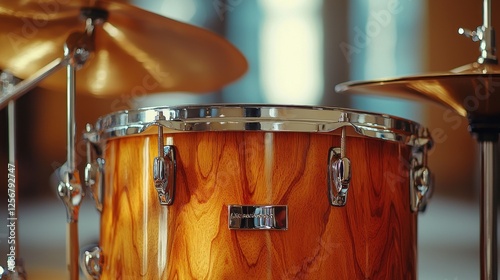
[0,73,26,280]
[459,0,497,64]
[460,0,498,279]
[0,8,108,280]
[478,139,498,280]
[57,10,107,280]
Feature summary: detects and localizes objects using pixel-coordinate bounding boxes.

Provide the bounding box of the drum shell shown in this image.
[99,131,417,279]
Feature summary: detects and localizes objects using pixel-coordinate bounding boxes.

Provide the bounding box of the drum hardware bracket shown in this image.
[409,145,433,212]
[85,124,105,212]
[65,8,108,70]
[58,169,85,223]
[458,0,497,64]
[153,112,176,206]
[81,246,103,280]
[328,127,352,207]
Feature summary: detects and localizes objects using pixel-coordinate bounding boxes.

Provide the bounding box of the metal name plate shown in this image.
[228,205,288,230]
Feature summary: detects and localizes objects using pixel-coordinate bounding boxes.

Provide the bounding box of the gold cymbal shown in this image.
[0,1,248,97]
[335,63,500,118]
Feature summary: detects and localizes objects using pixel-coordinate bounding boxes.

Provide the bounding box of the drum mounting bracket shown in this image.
[82,246,102,280]
[328,127,352,207]
[84,124,105,212]
[153,111,176,206]
[410,145,433,212]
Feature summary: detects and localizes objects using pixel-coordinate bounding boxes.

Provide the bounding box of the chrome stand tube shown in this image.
[483,0,491,28]
[66,63,79,280]
[57,63,84,280]
[67,65,76,173]
[56,11,105,279]
[1,73,27,280]
[7,82,18,269]
[480,140,498,280]
[7,103,19,279]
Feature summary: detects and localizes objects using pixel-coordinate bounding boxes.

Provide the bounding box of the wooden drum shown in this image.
[83,105,433,279]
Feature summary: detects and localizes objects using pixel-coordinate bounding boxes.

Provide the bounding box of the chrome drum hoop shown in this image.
[85,104,432,148]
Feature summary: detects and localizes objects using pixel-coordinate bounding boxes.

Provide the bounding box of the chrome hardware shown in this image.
[410,145,433,212]
[91,105,431,148]
[328,127,352,207]
[0,259,27,280]
[458,27,482,42]
[328,148,351,206]
[84,158,105,212]
[1,72,15,94]
[85,124,104,212]
[60,14,106,279]
[58,169,85,223]
[153,146,176,205]
[153,112,176,206]
[458,0,497,64]
[81,246,102,280]
[64,9,107,70]
[228,205,288,230]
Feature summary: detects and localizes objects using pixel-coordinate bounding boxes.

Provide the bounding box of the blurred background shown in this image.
[0,0,498,279]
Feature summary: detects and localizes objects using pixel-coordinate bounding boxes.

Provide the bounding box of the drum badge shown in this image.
[228,205,288,230]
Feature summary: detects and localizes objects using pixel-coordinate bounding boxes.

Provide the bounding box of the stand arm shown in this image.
[0,57,69,110]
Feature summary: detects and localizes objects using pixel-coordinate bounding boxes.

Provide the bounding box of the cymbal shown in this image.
[0,1,248,97]
[335,63,500,118]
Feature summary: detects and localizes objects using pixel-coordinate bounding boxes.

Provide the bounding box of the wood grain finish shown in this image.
[99,132,417,279]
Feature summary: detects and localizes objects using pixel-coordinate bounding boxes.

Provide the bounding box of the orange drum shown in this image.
[83,105,432,279]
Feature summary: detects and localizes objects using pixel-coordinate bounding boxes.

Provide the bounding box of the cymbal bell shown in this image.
[0,1,248,97]
[335,62,500,118]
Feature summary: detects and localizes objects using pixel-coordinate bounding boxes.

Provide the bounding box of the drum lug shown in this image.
[153,111,176,206]
[328,147,351,206]
[410,145,433,212]
[328,126,351,207]
[84,158,105,212]
[84,124,104,212]
[81,246,102,279]
[153,146,176,205]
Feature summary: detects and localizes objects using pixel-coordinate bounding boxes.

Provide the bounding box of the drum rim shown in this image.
[85,104,432,147]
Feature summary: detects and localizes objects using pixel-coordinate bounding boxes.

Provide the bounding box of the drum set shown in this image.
[0,0,497,280]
